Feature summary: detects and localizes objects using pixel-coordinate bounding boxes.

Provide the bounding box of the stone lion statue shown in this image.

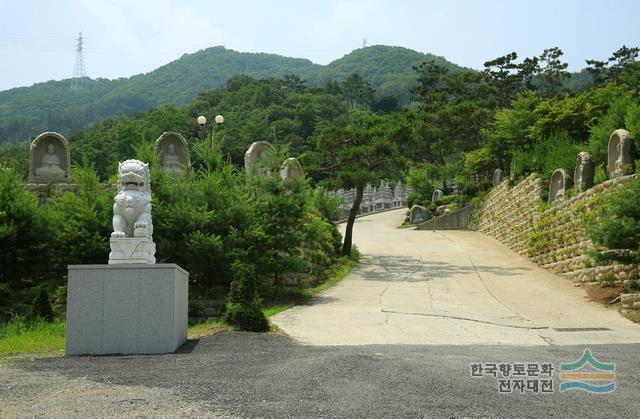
[112,159,153,239]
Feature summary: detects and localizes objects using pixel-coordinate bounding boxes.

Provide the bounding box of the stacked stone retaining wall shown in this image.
[469,173,638,286]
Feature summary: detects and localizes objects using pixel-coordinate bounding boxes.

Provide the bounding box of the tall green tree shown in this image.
[310,110,403,256]
[341,73,375,109]
[586,45,639,86]
[518,56,540,90]
[411,60,448,110]
[537,47,570,97]
[282,74,307,93]
[483,52,521,108]
[0,167,48,292]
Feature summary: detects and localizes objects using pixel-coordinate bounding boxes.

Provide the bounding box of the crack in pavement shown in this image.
[465,253,530,323]
[371,253,548,331]
[538,333,554,346]
[375,256,424,311]
[456,319,488,341]
[379,309,549,330]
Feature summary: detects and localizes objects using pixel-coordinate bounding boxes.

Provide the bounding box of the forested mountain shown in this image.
[0,45,465,144]
[307,45,465,104]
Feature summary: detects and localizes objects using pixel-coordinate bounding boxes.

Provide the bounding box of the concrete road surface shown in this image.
[272,209,640,346]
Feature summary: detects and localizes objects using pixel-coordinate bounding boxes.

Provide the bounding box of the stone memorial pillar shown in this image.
[549,169,571,203]
[280,157,304,182]
[574,152,595,192]
[608,129,636,178]
[155,132,190,175]
[410,205,429,224]
[244,141,276,176]
[28,132,70,183]
[492,169,502,187]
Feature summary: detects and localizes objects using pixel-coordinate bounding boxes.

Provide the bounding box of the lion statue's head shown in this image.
[117,159,151,193]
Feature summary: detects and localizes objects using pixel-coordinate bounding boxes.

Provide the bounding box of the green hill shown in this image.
[0,45,467,144]
[313,45,467,104]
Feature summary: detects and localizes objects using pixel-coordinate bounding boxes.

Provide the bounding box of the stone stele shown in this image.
[574,151,595,192]
[280,157,304,182]
[492,168,503,187]
[28,132,70,183]
[549,168,571,203]
[155,132,190,175]
[109,159,156,264]
[432,189,444,203]
[409,205,429,224]
[244,141,275,176]
[608,128,636,178]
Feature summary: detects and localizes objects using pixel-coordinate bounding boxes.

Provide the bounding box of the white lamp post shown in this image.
[197,114,224,150]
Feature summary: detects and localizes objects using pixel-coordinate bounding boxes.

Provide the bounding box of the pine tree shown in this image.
[224,261,269,332]
[32,287,54,321]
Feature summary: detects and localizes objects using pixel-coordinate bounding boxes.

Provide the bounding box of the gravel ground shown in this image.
[1,332,639,418]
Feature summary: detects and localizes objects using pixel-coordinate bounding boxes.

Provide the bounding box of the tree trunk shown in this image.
[341,183,364,257]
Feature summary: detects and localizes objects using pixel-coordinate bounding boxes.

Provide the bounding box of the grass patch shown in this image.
[622,310,640,324]
[0,316,65,360]
[188,320,233,339]
[397,222,417,229]
[308,257,358,295]
[263,304,295,318]
[0,316,233,359]
[261,256,359,324]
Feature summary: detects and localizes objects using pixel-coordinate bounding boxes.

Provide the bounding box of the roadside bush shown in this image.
[512,131,580,180]
[587,178,640,262]
[0,167,49,293]
[587,93,636,170]
[310,187,343,223]
[224,261,269,332]
[31,287,53,321]
[45,165,113,268]
[407,192,426,208]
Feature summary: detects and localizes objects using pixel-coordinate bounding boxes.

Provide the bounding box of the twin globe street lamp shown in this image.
[197,114,224,149]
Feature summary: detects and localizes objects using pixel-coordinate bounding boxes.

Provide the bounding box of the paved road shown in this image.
[3,334,640,418]
[273,209,640,346]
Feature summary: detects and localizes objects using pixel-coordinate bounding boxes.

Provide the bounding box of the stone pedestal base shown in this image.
[65,264,188,355]
[109,237,156,264]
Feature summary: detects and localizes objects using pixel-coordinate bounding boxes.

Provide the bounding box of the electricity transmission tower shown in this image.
[70,32,88,90]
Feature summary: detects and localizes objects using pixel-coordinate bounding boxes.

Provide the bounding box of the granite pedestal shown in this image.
[65,264,188,355]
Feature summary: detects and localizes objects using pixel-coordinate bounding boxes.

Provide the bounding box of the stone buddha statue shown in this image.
[162,143,184,174]
[35,143,66,177]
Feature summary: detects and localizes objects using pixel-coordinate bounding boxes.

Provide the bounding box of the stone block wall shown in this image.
[469,173,544,255]
[469,173,639,286]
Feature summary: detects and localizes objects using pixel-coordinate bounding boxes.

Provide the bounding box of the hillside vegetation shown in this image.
[0,45,464,144]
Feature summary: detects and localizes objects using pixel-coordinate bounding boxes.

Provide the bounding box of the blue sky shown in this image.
[1,0,638,91]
